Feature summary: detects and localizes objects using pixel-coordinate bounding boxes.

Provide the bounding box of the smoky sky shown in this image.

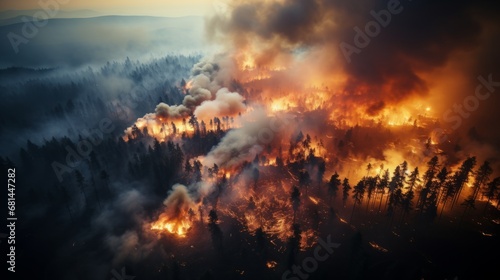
[0,15,206,68]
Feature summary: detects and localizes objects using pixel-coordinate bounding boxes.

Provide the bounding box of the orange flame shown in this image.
[151,218,192,238]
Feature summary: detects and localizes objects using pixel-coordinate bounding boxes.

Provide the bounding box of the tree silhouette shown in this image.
[386,165,404,219]
[291,185,301,223]
[328,172,341,206]
[450,157,476,210]
[424,166,447,220]
[286,223,302,268]
[350,179,365,223]
[377,169,389,212]
[484,177,500,214]
[193,160,202,182]
[184,159,192,174]
[365,176,377,212]
[171,122,177,135]
[441,183,457,218]
[342,178,351,208]
[461,160,492,224]
[366,163,372,177]
[418,156,439,212]
[400,167,420,224]
[377,166,389,212]
[400,161,409,182]
[208,209,223,253]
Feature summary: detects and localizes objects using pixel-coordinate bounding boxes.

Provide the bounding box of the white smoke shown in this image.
[202,109,288,168]
[194,88,246,120]
[126,55,247,137]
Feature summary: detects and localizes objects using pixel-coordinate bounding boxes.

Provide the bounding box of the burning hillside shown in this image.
[4,1,500,280]
[129,56,498,251]
[119,0,500,279]
[121,2,500,252]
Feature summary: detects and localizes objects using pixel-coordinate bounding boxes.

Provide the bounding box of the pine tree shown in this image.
[418,156,439,211]
[377,169,389,212]
[350,179,365,223]
[461,161,492,224]
[450,157,476,210]
[400,167,420,224]
[483,177,500,214]
[342,178,351,207]
[328,172,341,206]
[365,176,377,212]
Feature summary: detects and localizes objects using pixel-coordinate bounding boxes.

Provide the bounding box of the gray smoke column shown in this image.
[131,55,246,129]
[202,108,292,168]
[162,184,195,214]
[194,87,246,120]
[151,184,196,233]
[156,58,238,120]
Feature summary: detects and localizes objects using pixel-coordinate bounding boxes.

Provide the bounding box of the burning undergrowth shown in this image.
[151,184,198,237]
[116,1,500,278]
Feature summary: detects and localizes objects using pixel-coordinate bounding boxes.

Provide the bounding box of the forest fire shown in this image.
[6,0,500,279]
[118,0,500,278]
[150,185,198,238]
[151,216,193,238]
[131,67,499,246]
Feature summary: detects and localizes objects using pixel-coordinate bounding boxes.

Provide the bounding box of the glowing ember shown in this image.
[308,196,319,205]
[266,261,277,269]
[369,242,389,253]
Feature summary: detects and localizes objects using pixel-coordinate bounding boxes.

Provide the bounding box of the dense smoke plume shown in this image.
[202,109,291,168]
[155,57,246,120]
[193,88,246,120]
[126,56,247,140]
[156,185,195,218]
[146,1,500,232]
[204,0,500,166]
[207,0,500,118]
